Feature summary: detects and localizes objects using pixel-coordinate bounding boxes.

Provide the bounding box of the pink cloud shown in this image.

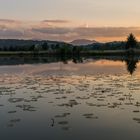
[0,19,140,42]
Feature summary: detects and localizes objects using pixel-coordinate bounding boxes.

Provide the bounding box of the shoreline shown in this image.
[0,50,139,56]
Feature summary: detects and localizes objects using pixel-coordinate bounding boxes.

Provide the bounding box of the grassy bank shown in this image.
[0,49,140,56]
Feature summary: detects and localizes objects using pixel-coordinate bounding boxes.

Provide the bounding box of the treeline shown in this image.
[0,40,83,54]
[0,41,127,52]
[0,34,140,54]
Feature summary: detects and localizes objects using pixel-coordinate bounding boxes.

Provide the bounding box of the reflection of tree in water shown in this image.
[0,55,140,75]
[60,55,83,64]
[72,56,83,64]
[124,55,138,75]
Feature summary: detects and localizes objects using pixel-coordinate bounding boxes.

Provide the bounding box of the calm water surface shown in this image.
[0,56,140,140]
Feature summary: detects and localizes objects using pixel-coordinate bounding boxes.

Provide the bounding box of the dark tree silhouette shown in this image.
[125,33,137,50]
[125,56,138,75]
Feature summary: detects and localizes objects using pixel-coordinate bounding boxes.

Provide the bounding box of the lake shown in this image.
[0,55,140,140]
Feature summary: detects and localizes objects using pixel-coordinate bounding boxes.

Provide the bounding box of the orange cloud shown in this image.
[0,19,140,42]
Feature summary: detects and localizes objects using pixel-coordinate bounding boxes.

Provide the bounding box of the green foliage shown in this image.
[60,45,70,54]
[42,42,48,50]
[72,46,82,54]
[0,35,139,53]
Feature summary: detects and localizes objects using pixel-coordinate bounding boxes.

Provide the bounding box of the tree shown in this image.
[42,42,48,50]
[72,46,82,55]
[125,33,137,50]
[29,45,35,51]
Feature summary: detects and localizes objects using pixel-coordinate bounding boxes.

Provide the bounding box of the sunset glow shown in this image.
[0,0,140,42]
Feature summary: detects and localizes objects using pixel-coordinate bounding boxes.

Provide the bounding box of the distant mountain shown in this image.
[70,39,98,46]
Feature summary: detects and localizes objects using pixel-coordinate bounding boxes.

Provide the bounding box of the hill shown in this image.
[70,39,98,46]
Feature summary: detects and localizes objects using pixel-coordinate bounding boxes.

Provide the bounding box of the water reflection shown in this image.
[124,55,138,75]
[0,55,139,75]
[0,56,140,139]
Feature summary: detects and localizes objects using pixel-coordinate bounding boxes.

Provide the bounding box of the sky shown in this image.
[0,0,140,42]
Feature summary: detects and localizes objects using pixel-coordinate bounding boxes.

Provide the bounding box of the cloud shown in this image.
[32,27,72,35]
[0,19,140,41]
[74,27,140,37]
[42,20,69,24]
[0,19,21,25]
[31,26,140,41]
[0,29,24,38]
[0,19,17,23]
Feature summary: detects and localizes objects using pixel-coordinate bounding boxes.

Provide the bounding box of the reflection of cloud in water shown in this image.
[90,60,125,66]
[0,60,140,138]
[26,63,79,75]
[0,60,127,75]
